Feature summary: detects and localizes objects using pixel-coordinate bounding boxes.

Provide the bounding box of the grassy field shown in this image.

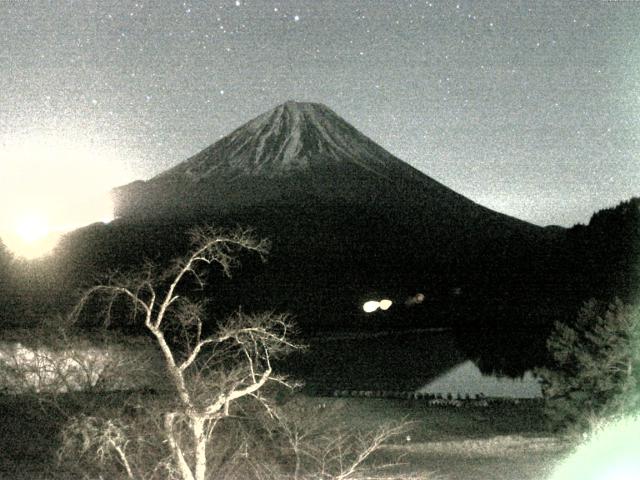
[304,396,570,480]
[0,393,570,480]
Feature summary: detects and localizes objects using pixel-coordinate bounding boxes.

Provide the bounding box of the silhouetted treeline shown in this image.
[0,240,12,320]
[563,198,639,304]
[1,198,638,342]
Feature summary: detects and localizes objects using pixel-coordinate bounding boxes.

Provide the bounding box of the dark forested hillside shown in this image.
[562,197,640,304]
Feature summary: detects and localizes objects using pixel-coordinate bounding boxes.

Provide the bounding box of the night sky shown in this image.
[2,1,639,227]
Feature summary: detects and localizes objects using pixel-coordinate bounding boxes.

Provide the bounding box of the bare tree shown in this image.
[63,226,300,480]
[273,397,416,480]
[58,226,429,480]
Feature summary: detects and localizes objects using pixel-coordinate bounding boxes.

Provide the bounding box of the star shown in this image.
[0,0,635,228]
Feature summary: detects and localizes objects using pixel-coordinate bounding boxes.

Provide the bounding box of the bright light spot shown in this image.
[294,15,300,21]
[379,299,393,310]
[363,299,393,313]
[549,415,640,480]
[406,293,425,306]
[0,134,132,259]
[363,300,380,313]
[15,214,50,244]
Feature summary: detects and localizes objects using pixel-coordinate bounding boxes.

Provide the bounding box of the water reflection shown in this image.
[283,325,549,395]
[417,360,542,398]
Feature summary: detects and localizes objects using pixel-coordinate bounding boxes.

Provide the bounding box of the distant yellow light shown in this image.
[363,301,380,313]
[379,299,393,310]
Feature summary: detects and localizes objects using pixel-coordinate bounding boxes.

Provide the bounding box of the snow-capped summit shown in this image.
[155,101,407,181]
[115,101,446,216]
[113,100,533,233]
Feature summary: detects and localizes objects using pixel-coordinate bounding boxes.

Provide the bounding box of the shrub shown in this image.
[536,298,640,433]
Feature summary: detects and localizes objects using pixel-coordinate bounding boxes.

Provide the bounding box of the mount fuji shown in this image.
[72,101,559,327]
[114,101,530,226]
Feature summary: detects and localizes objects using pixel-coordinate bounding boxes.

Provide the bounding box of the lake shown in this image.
[418,360,541,398]
[282,327,547,398]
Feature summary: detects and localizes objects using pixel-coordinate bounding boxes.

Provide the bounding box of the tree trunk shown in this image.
[193,416,207,480]
[164,412,195,480]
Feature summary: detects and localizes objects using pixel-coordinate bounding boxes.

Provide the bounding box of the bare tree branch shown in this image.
[60,226,304,480]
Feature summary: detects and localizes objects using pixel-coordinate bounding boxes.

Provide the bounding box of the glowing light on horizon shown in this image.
[362,298,393,313]
[363,300,379,313]
[379,299,393,310]
[548,415,640,480]
[0,133,132,259]
[15,214,50,244]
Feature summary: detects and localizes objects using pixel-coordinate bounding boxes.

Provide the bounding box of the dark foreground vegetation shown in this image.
[2,293,635,479]
[0,392,567,480]
[0,197,638,479]
[2,228,418,480]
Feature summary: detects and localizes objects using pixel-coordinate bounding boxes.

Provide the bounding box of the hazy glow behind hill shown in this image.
[0,134,132,259]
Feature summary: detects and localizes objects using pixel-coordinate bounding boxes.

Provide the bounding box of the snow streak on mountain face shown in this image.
[114,100,542,234]
[157,101,407,181]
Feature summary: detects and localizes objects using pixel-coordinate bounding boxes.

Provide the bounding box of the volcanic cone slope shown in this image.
[104,102,553,326]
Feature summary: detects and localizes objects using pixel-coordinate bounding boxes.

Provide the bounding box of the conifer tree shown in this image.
[537,298,640,433]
